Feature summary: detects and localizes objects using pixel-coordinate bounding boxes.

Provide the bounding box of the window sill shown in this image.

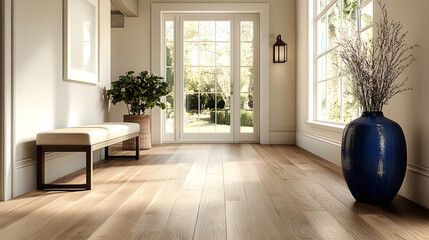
[306,120,345,133]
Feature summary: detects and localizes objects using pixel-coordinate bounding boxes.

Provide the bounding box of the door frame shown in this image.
[1,0,14,201]
[151,3,270,144]
[164,14,259,143]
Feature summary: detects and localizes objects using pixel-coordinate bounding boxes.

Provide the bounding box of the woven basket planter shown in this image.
[122,115,151,150]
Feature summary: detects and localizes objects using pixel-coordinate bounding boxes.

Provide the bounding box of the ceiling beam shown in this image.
[111,0,138,17]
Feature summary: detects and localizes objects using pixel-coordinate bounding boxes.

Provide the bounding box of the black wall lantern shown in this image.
[273,35,287,63]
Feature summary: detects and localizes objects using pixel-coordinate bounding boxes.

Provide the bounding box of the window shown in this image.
[313,0,373,123]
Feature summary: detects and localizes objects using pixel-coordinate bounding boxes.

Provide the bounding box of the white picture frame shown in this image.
[64,0,99,84]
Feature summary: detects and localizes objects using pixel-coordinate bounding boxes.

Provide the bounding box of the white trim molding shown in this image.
[407,163,429,178]
[15,152,73,169]
[1,0,14,201]
[151,3,270,144]
[306,120,345,133]
[269,130,296,145]
[296,131,341,165]
[401,164,429,209]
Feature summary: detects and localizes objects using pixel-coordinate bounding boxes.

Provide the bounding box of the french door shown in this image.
[162,14,259,143]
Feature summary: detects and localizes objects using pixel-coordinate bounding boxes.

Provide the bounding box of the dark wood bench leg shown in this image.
[38,133,138,191]
[136,136,140,160]
[37,146,45,190]
[105,146,109,160]
[86,147,93,190]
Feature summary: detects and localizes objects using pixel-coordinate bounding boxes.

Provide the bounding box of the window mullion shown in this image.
[340,78,344,123]
[339,0,344,123]
[324,25,328,120]
[214,21,217,133]
[316,45,339,59]
[359,24,373,34]
[315,0,338,21]
[318,75,340,83]
[325,79,328,119]
[357,2,362,31]
[359,0,372,10]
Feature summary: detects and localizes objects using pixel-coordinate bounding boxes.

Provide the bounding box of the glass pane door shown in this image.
[162,14,259,142]
[240,21,255,133]
[181,17,233,141]
[235,15,259,142]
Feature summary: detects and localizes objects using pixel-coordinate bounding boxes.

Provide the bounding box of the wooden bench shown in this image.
[36,122,140,190]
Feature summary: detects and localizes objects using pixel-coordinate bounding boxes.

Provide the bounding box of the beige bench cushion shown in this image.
[81,122,140,140]
[36,122,140,146]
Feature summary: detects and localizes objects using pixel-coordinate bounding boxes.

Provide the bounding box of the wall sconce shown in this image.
[273,35,287,63]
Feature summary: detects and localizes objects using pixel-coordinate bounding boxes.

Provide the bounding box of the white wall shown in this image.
[110,0,296,144]
[12,0,111,197]
[296,0,429,208]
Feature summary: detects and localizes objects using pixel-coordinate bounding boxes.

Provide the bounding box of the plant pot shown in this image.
[123,115,151,150]
[341,112,407,204]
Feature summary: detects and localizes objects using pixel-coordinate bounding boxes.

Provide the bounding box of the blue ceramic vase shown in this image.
[341,112,407,204]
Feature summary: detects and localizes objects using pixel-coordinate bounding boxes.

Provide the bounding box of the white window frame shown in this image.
[162,15,176,142]
[308,0,373,129]
[151,3,270,144]
[1,0,14,200]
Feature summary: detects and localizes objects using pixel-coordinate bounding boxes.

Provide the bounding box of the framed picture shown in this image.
[64,0,99,84]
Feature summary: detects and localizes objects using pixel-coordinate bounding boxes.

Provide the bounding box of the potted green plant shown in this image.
[107,71,170,149]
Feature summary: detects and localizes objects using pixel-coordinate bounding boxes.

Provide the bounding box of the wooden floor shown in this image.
[0,144,428,240]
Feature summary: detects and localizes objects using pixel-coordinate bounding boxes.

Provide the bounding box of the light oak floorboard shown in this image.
[359,214,420,240]
[194,175,226,240]
[0,144,427,240]
[304,210,355,240]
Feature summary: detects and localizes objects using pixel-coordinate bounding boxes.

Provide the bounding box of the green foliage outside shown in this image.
[106,71,170,115]
[210,109,253,127]
[211,109,230,125]
[320,0,373,122]
[240,109,253,127]
[166,95,174,119]
[343,0,357,26]
[185,94,219,112]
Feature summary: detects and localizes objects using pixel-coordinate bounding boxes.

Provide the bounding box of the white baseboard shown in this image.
[269,130,296,144]
[14,150,103,196]
[296,131,341,165]
[401,164,429,209]
[407,163,429,178]
[16,152,73,169]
